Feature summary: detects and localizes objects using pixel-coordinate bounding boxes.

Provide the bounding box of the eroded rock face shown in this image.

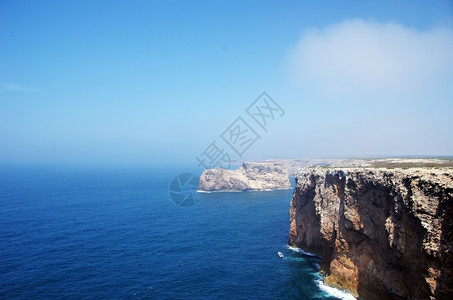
[199,162,291,192]
[289,167,453,299]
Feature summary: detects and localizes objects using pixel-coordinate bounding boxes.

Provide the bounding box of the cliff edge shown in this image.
[289,166,453,299]
[199,162,291,192]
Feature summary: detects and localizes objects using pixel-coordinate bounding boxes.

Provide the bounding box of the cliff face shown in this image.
[199,162,291,192]
[289,167,453,299]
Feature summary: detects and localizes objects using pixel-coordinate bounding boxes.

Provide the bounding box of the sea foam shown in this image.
[287,246,356,299]
[316,280,357,300]
[287,245,318,257]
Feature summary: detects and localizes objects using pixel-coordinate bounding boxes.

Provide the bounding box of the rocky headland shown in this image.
[265,158,339,176]
[198,162,291,192]
[289,159,453,299]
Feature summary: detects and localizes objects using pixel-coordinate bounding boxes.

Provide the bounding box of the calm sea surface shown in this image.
[0,166,352,299]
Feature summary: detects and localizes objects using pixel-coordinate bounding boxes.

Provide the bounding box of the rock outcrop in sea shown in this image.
[198,162,291,192]
[289,162,453,299]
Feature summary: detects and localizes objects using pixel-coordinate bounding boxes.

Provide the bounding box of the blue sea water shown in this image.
[0,167,352,299]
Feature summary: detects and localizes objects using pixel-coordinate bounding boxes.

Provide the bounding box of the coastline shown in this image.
[197,187,293,193]
[287,246,357,300]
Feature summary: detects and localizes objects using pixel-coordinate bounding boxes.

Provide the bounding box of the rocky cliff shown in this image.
[199,162,291,192]
[289,166,453,299]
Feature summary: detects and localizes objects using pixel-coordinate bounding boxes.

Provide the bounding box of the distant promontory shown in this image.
[198,162,292,192]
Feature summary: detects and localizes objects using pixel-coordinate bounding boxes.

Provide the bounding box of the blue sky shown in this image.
[1,0,452,167]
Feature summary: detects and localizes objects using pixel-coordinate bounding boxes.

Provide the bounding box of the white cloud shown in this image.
[0,81,44,93]
[288,19,453,99]
[284,19,453,156]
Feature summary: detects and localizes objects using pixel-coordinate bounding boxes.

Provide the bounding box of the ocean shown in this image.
[0,166,354,299]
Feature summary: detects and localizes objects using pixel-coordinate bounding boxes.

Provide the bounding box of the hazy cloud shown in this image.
[288,19,453,99]
[284,19,453,156]
[0,81,44,93]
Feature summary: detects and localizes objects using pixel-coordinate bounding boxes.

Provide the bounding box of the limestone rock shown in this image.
[198,162,291,192]
[266,159,339,176]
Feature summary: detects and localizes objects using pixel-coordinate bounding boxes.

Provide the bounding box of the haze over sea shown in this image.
[0,166,354,299]
[1,3,451,298]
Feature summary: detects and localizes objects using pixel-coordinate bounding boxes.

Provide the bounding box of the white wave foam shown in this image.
[197,188,291,193]
[287,245,318,257]
[196,189,242,193]
[286,246,356,299]
[316,280,356,300]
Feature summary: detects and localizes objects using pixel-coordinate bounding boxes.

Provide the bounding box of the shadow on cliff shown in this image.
[352,175,453,299]
[351,176,422,299]
[434,181,453,299]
